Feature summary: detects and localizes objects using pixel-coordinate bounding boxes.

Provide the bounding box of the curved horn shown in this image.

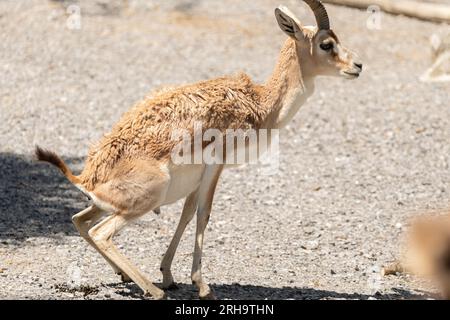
[302,0,330,30]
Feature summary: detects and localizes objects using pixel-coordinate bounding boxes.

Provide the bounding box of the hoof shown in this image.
[161,272,176,290]
[163,282,179,291]
[118,272,133,283]
[199,290,216,300]
[145,290,167,300]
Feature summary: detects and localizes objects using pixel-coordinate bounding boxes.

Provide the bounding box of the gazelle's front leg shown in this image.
[160,190,199,289]
[191,165,223,300]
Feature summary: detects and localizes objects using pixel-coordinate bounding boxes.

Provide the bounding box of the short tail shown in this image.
[35,145,80,185]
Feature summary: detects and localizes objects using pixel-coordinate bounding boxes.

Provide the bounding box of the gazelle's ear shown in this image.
[275,7,302,39]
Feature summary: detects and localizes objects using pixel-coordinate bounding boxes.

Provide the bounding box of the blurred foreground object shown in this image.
[383,213,450,300]
[322,0,450,23]
[420,33,450,82]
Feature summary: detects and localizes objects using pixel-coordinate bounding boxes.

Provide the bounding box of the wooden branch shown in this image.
[322,0,450,23]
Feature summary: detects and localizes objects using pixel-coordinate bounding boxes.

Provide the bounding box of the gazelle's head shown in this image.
[275,0,362,79]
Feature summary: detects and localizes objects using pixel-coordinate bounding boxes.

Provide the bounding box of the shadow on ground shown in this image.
[0,152,87,241]
[103,282,434,300]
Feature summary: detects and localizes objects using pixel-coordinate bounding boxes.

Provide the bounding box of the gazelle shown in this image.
[36,0,362,299]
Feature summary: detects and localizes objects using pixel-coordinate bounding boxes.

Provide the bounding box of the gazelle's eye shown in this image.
[320,43,333,51]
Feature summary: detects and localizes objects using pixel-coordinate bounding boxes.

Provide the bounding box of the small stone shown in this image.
[415,128,426,134]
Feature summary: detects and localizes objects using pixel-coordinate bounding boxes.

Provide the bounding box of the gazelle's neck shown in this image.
[262,38,316,129]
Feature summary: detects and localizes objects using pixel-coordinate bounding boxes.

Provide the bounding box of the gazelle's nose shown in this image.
[354,62,363,71]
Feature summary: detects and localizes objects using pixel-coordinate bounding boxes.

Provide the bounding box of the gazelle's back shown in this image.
[79,73,264,190]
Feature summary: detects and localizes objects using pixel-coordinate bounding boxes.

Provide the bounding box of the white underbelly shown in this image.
[162,163,205,205]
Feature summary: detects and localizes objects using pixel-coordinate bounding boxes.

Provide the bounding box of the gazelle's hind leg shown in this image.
[160,190,199,289]
[86,158,170,299]
[72,206,131,283]
[89,214,166,299]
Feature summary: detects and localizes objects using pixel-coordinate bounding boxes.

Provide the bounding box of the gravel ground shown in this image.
[0,0,449,300]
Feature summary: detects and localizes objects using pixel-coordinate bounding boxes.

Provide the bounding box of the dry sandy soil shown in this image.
[0,0,449,300]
